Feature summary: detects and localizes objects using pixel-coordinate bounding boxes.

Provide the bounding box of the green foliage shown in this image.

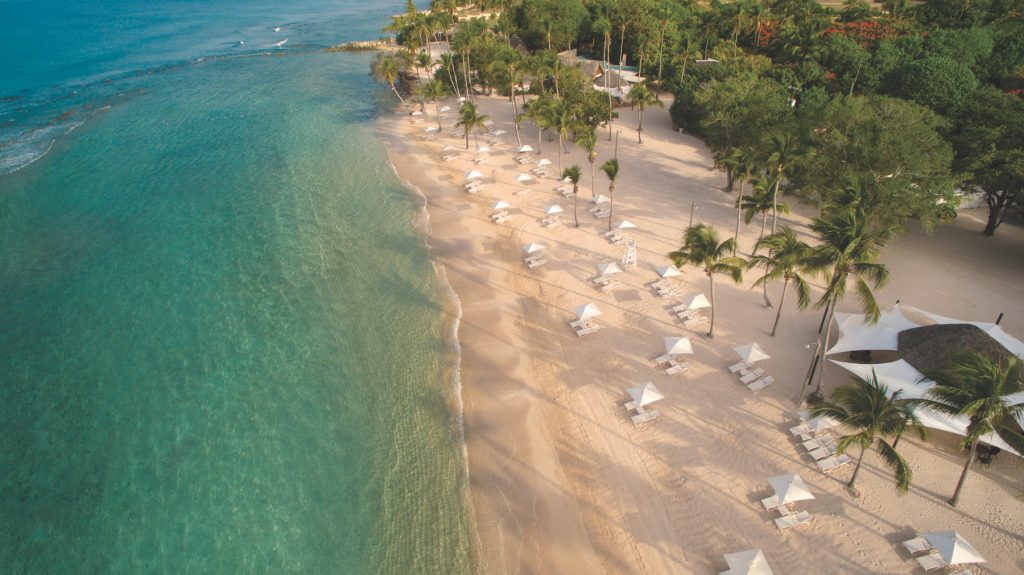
[693,74,792,156]
[895,56,979,115]
[504,0,590,52]
[669,224,746,337]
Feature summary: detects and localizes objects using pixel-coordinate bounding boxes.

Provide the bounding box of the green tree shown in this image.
[741,177,784,251]
[759,131,809,235]
[562,165,582,227]
[455,101,489,150]
[546,98,573,175]
[420,79,447,130]
[371,53,407,106]
[915,353,1024,506]
[811,373,923,494]
[951,86,1024,236]
[626,82,663,144]
[601,158,620,232]
[575,125,599,197]
[669,224,746,338]
[748,227,817,336]
[895,56,979,116]
[721,147,756,253]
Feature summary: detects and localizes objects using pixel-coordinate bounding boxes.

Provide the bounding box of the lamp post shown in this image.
[795,341,821,407]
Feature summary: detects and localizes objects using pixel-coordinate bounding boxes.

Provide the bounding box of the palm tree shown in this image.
[421,79,446,130]
[371,53,407,106]
[748,228,818,336]
[562,165,582,227]
[741,177,786,253]
[519,97,547,154]
[759,131,810,235]
[669,224,746,338]
[575,126,598,197]
[809,207,891,398]
[626,82,663,143]
[545,98,572,175]
[915,353,1024,506]
[722,147,756,254]
[601,158,619,232]
[591,16,614,140]
[455,101,488,150]
[811,373,923,494]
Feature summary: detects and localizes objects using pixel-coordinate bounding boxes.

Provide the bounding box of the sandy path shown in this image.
[379,92,1024,575]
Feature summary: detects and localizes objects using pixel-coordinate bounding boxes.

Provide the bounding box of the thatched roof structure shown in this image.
[898,323,1015,376]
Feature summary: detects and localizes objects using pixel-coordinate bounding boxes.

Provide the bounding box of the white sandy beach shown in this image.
[379,93,1024,574]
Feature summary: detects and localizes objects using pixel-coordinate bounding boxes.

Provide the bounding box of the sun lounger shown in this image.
[802,437,835,452]
[593,209,610,218]
[739,368,765,384]
[560,188,574,198]
[575,323,602,337]
[441,154,456,162]
[815,454,852,472]
[747,376,774,391]
[526,258,547,269]
[513,188,530,197]
[728,361,751,373]
[493,215,511,224]
[901,537,934,555]
[665,361,691,375]
[569,318,591,329]
[685,317,708,330]
[599,280,622,293]
[790,424,813,437]
[654,354,676,366]
[761,495,783,511]
[808,446,836,460]
[631,409,660,426]
[774,510,813,531]
[915,552,947,572]
[545,219,563,229]
[624,400,640,413]
[491,210,509,219]
[590,275,614,286]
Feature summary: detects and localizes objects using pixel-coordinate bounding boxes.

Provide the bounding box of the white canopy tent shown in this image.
[722,549,773,575]
[614,220,636,230]
[826,304,920,355]
[627,381,664,407]
[663,336,694,356]
[574,303,602,322]
[831,359,1021,455]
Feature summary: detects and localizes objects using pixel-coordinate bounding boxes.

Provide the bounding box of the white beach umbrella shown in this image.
[922,531,986,565]
[767,474,815,504]
[656,266,681,278]
[615,220,636,230]
[591,194,610,204]
[684,293,712,310]
[465,170,484,181]
[663,336,694,356]
[442,144,458,151]
[523,242,545,254]
[734,343,770,363]
[424,126,439,133]
[476,146,491,153]
[439,105,451,112]
[596,262,622,275]
[492,129,507,135]
[627,381,664,407]
[492,200,511,210]
[537,158,552,166]
[723,549,774,575]
[545,204,564,215]
[517,144,535,153]
[516,173,535,183]
[574,303,602,322]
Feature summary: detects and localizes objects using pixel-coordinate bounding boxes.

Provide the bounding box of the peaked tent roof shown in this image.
[723,549,774,575]
[922,531,986,565]
[826,304,920,355]
[627,381,664,407]
[767,474,815,504]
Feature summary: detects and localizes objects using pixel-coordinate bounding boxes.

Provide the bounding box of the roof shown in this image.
[898,323,1017,376]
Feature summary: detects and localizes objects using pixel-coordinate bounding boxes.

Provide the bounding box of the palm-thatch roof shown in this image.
[898,323,1015,376]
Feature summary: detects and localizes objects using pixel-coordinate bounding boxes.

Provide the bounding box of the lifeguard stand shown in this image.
[621,240,637,270]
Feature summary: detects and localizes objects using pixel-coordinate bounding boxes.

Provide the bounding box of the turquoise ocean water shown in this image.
[0,1,475,573]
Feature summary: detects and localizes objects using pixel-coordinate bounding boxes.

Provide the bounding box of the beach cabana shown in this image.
[517,144,534,153]
[465,170,484,181]
[627,381,664,407]
[517,173,535,183]
[574,303,602,322]
[767,474,815,504]
[663,336,694,356]
[656,266,681,278]
[922,531,985,566]
[734,343,770,363]
[683,293,712,310]
[545,205,564,215]
[523,242,545,254]
[596,262,622,276]
[721,549,773,575]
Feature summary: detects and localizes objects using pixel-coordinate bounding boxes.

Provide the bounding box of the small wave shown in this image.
[0,119,84,175]
[272,39,288,48]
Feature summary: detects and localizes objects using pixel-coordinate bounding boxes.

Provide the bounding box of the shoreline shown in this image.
[375,92,1024,574]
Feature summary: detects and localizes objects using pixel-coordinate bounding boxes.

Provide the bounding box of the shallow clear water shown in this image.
[0,2,474,573]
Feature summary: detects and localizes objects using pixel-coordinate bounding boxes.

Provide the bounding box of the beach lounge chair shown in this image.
[569,318,591,329]
[593,209,610,218]
[815,454,852,472]
[599,281,622,293]
[654,354,676,366]
[761,495,784,511]
[802,437,835,452]
[442,154,456,162]
[901,537,934,555]
[728,361,751,373]
[657,287,683,298]
[774,510,813,531]
[747,376,774,391]
[665,361,691,375]
[808,446,836,460]
[545,219,563,229]
[575,324,602,337]
[560,188,574,198]
[526,258,548,269]
[631,409,660,426]
[590,275,614,286]
[492,215,511,224]
[739,368,765,384]
[684,318,708,330]
[915,552,947,572]
[789,424,813,437]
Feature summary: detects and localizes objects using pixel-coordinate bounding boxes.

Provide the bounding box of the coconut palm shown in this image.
[809,206,891,397]
[455,101,488,150]
[371,53,407,106]
[741,177,786,253]
[721,147,757,254]
[748,227,818,336]
[915,353,1024,506]
[545,98,572,174]
[575,126,599,197]
[420,79,446,130]
[759,131,810,235]
[669,224,746,338]
[600,158,619,231]
[562,165,582,227]
[626,82,663,144]
[811,372,923,494]
[519,97,547,154]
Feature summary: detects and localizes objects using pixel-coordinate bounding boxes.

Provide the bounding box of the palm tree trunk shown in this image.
[607,185,615,231]
[763,260,773,308]
[708,273,716,338]
[733,181,743,255]
[605,35,613,141]
[392,85,407,106]
[637,107,643,143]
[771,169,782,235]
[770,277,789,336]
[573,187,579,227]
[756,212,767,253]
[814,299,838,395]
[590,160,596,198]
[949,443,977,506]
[849,445,868,489]
[510,73,522,147]
[557,134,563,175]
[435,100,442,130]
